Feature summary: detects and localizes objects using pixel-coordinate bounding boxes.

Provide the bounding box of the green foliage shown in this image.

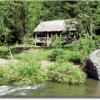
[52,36,62,48]
[63,38,96,64]
[76,1,100,37]
[0,45,87,85]
[49,37,96,64]
[0,61,46,86]
[49,36,63,61]
[22,34,35,45]
[64,38,95,51]
[0,1,28,43]
[47,61,86,84]
[68,51,82,64]
[63,42,75,50]
[74,38,95,55]
[0,47,53,86]
[0,1,100,44]
[40,1,79,20]
[49,48,64,61]
[13,48,51,62]
[41,1,100,38]
[93,35,100,49]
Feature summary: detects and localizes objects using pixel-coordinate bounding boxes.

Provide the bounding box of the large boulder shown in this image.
[85,49,100,80]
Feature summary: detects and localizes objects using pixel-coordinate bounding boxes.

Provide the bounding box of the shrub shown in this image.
[63,41,76,50]
[75,38,95,53]
[93,35,100,49]
[47,61,86,84]
[52,36,62,48]
[0,61,46,86]
[75,38,96,63]
[0,68,8,85]
[48,48,64,61]
[22,34,35,45]
[68,52,82,64]
[64,38,95,52]
[62,50,82,64]
[64,38,96,64]
[48,36,65,61]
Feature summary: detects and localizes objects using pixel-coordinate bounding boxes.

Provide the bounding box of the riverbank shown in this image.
[0,43,86,86]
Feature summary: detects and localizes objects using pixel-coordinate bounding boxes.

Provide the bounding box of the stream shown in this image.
[0,78,100,97]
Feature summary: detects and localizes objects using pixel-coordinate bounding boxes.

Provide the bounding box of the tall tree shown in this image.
[76,1,100,38]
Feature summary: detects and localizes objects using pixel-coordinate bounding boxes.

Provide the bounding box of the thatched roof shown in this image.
[34,19,77,33]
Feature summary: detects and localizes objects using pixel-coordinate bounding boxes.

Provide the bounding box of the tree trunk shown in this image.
[89,16,93,38]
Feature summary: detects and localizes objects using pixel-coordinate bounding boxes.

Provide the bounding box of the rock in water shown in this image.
[85,49,100,80]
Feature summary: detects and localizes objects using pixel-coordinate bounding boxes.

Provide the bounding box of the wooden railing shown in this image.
[35,37,52,43]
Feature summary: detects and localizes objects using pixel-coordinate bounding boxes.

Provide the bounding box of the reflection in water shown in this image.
[85,79,100,97]
[0,78,100,97]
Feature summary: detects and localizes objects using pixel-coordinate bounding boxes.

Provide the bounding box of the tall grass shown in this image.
[47,61,86,84]
[0,61,46,86]
[0,47,52,86]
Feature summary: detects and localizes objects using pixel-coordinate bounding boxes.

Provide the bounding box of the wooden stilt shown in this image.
[47,33,49,47]
[51,34,52,43]
[35,33,37,46]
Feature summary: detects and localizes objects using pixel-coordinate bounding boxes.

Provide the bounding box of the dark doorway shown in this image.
[95,29,100,35]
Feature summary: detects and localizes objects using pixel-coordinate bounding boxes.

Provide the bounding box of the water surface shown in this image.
[0,78,100,97]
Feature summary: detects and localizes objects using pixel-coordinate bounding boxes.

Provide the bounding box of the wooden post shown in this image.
[56,33,57,38]
[60,33,62,41]
[89,16,92,38]
[47,33,49,47]
[51,34,52,43]
[35,33,37,46]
